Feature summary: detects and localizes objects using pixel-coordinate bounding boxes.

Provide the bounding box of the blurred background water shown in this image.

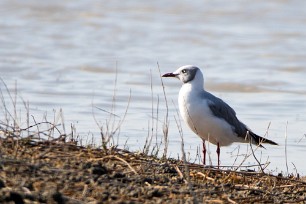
[1,0,306,175]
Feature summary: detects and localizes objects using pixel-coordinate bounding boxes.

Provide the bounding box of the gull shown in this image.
[162,65,278,167]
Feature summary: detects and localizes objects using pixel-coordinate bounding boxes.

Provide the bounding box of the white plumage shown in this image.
[163,65,277,166]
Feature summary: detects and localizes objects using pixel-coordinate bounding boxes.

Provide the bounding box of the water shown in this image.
[1,0,306,175]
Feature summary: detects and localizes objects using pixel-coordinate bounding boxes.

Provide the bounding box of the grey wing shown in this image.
[206,93,247,138]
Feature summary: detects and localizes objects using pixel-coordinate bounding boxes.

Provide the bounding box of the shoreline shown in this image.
[0,136,305,203]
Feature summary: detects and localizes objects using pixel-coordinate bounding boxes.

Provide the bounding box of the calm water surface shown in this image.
[1,0,306,174]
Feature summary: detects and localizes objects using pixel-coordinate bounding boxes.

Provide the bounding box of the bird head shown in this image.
[162,65,200,84]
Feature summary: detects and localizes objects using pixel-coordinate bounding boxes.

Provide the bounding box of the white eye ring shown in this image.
[182,69,187,73]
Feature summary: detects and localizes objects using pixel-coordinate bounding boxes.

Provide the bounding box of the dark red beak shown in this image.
[162,73,176,77]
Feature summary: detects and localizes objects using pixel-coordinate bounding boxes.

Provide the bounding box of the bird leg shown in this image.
[216,142,220,168]
[202,140,206,165]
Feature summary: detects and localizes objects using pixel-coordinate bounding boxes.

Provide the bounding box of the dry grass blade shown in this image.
[285,121,289,175]
[90,155,138,175]
[247,131,265,173]
[157,62,169,159]
[174,165,184,179]
[195,171,215,181]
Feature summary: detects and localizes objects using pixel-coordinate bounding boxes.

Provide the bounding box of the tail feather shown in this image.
[249,131,278,146]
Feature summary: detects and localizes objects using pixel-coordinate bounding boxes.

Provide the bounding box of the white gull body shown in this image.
[162,65,277,165]
[177,66,243,146]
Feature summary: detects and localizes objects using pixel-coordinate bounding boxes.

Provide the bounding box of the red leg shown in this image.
[216,142,220,168]
[202,140,206,165]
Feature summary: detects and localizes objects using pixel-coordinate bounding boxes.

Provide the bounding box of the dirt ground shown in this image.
[0,137,305,204]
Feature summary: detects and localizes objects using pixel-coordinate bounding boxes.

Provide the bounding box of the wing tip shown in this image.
[249,131,278,146]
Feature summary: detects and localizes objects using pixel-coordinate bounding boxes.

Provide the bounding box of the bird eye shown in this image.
[182,69,186,73]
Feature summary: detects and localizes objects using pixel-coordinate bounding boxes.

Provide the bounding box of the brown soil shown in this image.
[0,137,305,204]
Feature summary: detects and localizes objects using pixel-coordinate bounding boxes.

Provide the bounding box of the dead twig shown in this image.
[174,165,184,179]
[89,155,138,175]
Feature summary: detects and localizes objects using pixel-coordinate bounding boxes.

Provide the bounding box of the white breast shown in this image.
[178,84,243,146]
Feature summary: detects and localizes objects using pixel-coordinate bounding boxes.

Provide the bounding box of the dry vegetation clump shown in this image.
[0,134,305,204]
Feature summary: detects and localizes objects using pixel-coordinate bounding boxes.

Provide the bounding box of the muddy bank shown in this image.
[0,137,305,204]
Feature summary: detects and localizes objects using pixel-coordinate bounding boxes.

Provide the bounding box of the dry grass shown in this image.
[0,136,305,203]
